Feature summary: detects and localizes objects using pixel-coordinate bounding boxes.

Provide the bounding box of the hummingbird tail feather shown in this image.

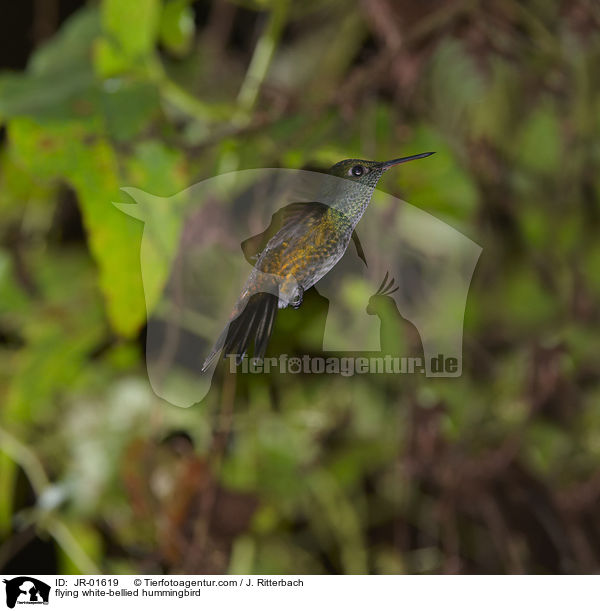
[201,292,278,372]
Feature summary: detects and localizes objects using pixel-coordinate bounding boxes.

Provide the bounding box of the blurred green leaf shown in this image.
[0,7,99,121]
[101,0,160,61]
[9,117,146,336]
[524,421,572,477]
[396,125,479,223]
[160,0,195,57]
[428,38,485,135]
[515,102,561,173]
[101,79,160,140]
[0,455,17,536]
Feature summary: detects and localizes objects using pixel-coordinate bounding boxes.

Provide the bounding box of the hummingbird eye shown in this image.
[349,165,367,177]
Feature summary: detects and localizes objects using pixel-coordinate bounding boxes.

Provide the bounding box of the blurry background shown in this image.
[1,0,600,575]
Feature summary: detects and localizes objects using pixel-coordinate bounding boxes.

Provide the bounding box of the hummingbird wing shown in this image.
[241,202,329,262]
[241,201,367,266]
[351,230,367,267]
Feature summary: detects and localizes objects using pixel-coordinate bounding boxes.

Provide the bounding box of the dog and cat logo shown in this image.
[3,577,50,608]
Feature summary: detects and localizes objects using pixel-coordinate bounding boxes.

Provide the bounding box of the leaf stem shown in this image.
[234,0,290,126]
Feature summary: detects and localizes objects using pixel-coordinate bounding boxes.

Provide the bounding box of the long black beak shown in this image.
[380,151,435,171]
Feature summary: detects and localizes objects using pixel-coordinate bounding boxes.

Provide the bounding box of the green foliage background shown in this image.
[1,0,600,574]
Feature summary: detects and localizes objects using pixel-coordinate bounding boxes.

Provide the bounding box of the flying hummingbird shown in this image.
[202,152,435,371]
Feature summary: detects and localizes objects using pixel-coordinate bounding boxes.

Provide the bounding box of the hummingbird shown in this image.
[202,152,435,371]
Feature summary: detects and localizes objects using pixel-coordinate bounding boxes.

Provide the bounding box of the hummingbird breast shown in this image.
[259,208,352,292]
[232,206,353,316]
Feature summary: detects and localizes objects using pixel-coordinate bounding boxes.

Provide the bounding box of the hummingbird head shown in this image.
[322,151,435,224]
[328,151,435,188]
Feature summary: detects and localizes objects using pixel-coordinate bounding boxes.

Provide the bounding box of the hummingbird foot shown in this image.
[278,276,303,309]
[290,285,304,309]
